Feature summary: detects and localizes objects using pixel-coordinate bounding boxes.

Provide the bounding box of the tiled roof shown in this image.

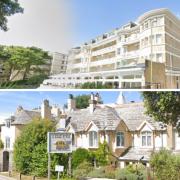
[67,106,122,132]
[67,103,162,132]
[11,110,41,125]
[115,103,161,131]
[119,147,154,161]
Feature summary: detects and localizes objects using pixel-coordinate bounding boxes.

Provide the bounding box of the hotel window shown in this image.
[141,131,152,147]
[156,53,163,62]
[157,17,164,26]
[116,132,124,147]
[156,34,162,44]
[89,131,98,147]
[5,137,10,149]
[117,48,121,55]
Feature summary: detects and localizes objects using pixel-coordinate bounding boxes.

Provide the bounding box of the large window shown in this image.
[156,34,162,44]
[141,131,152,147]
[89,131,98,147]
[5,137,10,149]
[116,132,124,147]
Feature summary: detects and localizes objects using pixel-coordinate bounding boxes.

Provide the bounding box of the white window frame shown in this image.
[5,137,10,149]
[116,132,125,148]
[89,131,98,148]
[141,131,152,147]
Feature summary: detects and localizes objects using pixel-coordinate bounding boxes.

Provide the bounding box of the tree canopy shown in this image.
[0,0,23,31]
[0,46,51,80]
[75,95,91,109]
[142,92,180,132]
[13,118,68,176]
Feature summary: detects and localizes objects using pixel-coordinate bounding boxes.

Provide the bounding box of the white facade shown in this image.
[40,8,180,89]
[50,52,67,75]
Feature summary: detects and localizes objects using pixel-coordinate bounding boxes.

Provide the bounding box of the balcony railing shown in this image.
[119,50,140,59]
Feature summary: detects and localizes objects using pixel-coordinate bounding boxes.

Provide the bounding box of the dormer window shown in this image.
[141,131,152,147]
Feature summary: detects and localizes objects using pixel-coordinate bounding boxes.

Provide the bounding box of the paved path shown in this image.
[0,175,15,180]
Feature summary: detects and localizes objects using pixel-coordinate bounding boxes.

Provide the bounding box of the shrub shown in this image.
[73,161,93,180]
[0,139,4,149]
[92,142,110,166]
[88,165,116,179]
[115,168,138,180]
[150,149,180,180]
[72,148,91,169]
[13,118,68,176]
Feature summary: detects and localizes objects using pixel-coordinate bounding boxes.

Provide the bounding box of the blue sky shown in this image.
[0,0,179,52]
[72,0,180,45]
[0,91,142,119]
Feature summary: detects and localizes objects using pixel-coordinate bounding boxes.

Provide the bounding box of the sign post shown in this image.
[47,132,72,180]
[55,165,64,180]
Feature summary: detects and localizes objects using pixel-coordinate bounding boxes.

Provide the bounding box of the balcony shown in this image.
[119,50,140,59]
[91,45,116,56]
[116,58,139,69]
[121,35,140,45]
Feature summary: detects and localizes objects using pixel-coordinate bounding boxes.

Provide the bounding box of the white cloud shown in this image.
[0,0,74,53]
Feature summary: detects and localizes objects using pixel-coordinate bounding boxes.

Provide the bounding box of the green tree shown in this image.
[13,118,68,176]
[0,139,4,149]
[75,95,91,109]
[0,0,23,31]
[142,92,180,133]
[93,142,110,166]
[72,148,91,169]
[150,149,180,180]
[0,46,51,81]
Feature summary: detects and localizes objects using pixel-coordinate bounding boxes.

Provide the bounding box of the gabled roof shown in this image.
[67,106,122,132]
[4,109,41,125]
[115,103,161,131]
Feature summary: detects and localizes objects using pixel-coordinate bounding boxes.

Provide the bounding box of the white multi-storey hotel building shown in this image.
[41,8,180,89]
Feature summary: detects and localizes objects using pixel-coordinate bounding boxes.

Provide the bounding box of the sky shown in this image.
[0,91,142,120]
[0,0,179,53]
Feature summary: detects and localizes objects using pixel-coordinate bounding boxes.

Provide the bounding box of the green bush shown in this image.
[81,82,113,89]
[72,148,91,169]
[73,161,93,180]
[150,149,180,180]
[13,118,68,176]
[115,168,138,180]
[88,166,116,179]
[0,139,4,149]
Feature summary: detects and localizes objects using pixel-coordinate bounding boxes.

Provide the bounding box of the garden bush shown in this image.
[73,161,93,180]
[88,165,116,179]
[72,148,91,169]
[150,149,180,180]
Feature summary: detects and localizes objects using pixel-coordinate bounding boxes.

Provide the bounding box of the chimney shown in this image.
[16,106,23,114]
[94,93,101,104]
[51,105,61,117]
[41,99,51,119]
[67,94,76,112]
[89,93,96,113]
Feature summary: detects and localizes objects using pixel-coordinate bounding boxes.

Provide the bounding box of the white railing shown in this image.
[91,45,116,56]
[119,50,140,59]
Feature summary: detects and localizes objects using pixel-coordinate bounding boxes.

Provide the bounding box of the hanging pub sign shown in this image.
[47,132,72,153]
